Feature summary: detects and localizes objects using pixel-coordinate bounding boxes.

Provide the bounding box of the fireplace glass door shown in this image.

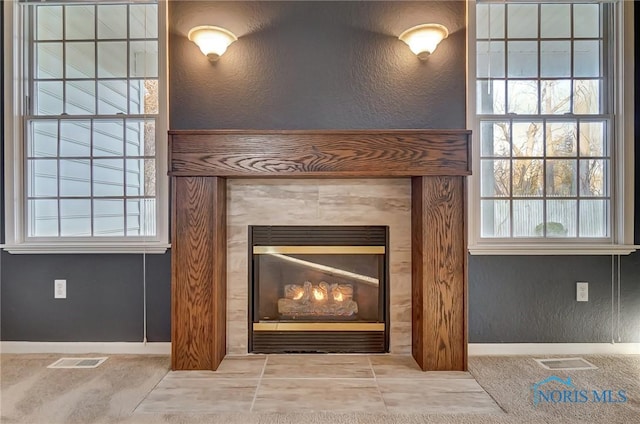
[249,226,389,353]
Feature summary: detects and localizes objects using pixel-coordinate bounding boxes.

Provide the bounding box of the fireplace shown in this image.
[169,129,470,371]
[249,226,389,353]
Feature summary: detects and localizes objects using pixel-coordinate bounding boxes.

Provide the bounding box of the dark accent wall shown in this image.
[1,1,5,246]
[0,249,171,341]
[469,254,640,343]
[635,2,640,245]
[1,1,638,344]
[0,252,169,341]
[169,1,466,130]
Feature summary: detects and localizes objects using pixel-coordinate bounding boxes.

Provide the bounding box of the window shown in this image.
[468,0,635,254]
[4,1,168,253]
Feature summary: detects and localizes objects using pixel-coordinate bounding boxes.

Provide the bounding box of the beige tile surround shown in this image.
[226,178,413,355]
[136,355,503,414]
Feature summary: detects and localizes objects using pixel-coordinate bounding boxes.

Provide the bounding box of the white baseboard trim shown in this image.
[3,342,638,356]
[469,343,640,356]
[0,342,171,355]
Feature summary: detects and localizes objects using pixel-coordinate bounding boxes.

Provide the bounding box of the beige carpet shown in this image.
[1,353,638,424]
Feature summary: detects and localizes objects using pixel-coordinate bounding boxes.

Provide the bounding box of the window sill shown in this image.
[1,242,171,254]
[468,244,638,256]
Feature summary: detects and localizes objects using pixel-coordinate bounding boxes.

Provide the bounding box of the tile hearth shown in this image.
[135,355,503,415]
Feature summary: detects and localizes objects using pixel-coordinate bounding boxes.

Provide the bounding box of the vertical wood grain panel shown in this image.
[411,177,425,367]
[171,176,226,370]
[412,176,466,371]
[212,178,227,367]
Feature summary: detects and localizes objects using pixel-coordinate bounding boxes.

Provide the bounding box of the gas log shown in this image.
[278,281,358,317]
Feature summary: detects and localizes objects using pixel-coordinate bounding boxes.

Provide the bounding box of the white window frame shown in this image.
[467,0,636,255]
[3,0,170,254]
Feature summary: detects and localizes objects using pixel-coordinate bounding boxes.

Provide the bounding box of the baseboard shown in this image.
[3,342,638,356]
[0,342,171,355]
[468,343,640,356]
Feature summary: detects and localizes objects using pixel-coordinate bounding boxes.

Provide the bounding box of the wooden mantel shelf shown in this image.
[169,129,471,178]
[169,129,470,372]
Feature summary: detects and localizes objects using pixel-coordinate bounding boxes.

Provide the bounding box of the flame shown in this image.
[312,287,325,301]
[333,291,344,302]
[292,289,304,300]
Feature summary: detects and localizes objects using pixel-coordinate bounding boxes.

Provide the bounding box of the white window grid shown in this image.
[24,1,158,239]
[476,1,614,241]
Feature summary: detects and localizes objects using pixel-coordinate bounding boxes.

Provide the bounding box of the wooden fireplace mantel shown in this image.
[169,129,471,371]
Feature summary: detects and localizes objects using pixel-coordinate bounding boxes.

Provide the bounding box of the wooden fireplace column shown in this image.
[169,130,471,371]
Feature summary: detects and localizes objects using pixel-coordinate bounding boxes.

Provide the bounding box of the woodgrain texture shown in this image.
[169,130,471,177]
[412,176,467,371]
[170,130,469,371]
[172,176,226,370]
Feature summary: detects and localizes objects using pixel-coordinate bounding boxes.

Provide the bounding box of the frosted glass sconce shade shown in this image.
[399,23,449,59]
[188,25,237,61]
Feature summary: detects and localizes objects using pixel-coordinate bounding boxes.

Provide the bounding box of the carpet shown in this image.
[1,353,638,424]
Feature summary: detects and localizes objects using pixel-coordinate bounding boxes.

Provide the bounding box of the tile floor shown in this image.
[135,354,503,414]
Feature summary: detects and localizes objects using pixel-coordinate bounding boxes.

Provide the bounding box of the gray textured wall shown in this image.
[0,252,170,342]
[469,254,640,343]
[1,0,4,245]
[636,3,640,245]
[169,1,466,130]
[1,1,638,344]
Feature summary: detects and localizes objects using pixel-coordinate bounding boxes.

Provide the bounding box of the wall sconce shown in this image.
[399,24,449,60]
[188,25,237,61]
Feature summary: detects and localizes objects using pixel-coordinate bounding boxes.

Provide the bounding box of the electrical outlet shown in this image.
[54,279,66,299]
[576,282,588,302]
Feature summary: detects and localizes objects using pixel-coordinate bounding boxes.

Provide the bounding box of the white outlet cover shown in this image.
[576,282,588,302]
[54,279,66,299]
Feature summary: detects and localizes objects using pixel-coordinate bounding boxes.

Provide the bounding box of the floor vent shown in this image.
[47,357,108,369]
[534,357,598,371]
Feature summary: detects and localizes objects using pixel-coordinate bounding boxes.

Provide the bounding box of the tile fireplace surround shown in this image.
[230,180,406,354]
[169,130,471,372]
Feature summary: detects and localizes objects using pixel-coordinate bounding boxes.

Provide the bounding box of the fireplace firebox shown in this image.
[249,226,389,353]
